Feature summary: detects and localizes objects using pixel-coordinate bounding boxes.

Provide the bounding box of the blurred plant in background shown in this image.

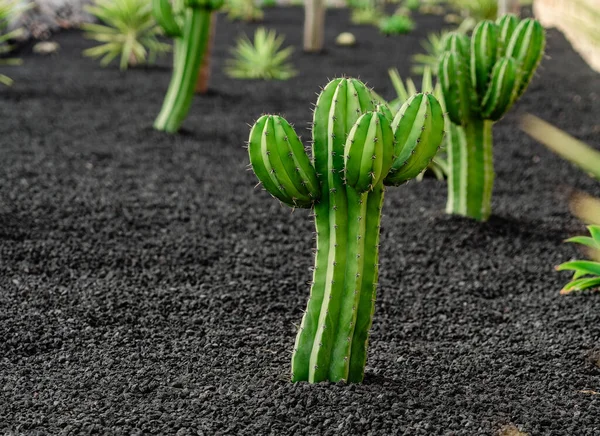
[81,0,170,71]
[411,17,472,75]
[223,0,263,22]
[226,27,296,80]
[556,226,600,294]
[378,13,414,35]
[349,0,384,26]
[520,114,600,293]
[403,0,419,11]
[447,0,498,21]
[0,0,32,85]
[521,114,600,182]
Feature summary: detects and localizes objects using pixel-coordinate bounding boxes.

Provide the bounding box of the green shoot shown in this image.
[225,27,296,80]
[557,226,600,294]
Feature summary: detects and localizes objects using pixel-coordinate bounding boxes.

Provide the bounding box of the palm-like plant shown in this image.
[378,14,415,35]
[82,0,171,71]
[225,27,296,80]
[0,0,31,86]
[521,114,600,294]
[557,226,600,294]
[411,19,473,75]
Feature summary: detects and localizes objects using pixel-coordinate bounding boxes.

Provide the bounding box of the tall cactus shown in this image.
[247,78,445,383]
[152,0,223,133]
[438,15,545,221]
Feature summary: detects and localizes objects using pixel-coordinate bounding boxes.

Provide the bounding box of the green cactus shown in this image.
[152,0,223,133]
[247,78,445,383]
[438,15,545,221]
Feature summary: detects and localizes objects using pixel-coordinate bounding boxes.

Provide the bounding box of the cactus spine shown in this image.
[152,0,223,133]
[248,78,445,383]
[439,15,545,221]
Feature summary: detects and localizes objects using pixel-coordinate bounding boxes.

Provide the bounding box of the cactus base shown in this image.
[446,119,494,222]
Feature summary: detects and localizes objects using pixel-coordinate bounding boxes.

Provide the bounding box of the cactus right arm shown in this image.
[152,0,183,37]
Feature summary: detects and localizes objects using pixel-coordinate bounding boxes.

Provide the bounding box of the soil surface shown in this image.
[1,7,600,436]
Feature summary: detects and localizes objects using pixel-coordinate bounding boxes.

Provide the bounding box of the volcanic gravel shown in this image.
[1,7,599,436]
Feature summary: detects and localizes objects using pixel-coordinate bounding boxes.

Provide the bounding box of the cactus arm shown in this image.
[506,18,545,98]
[439,51,472,125]
[481,57,518,121]
[347,184,384,383]
[328,111,394,382]
[385,94,445,186]
[291,79,355,383]
[268,118,317,203]
[344,113,372,190]
[278,120,321,197]
[445,123,468,215]
[152,0,183,37]
[308,81,355,383]
[470,20,498,103]
[496,14,518,57]
[291,82,339,382]
[248,115,319,208]
[248,116,288,202]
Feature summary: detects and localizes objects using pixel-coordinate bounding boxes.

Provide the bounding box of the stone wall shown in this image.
[534,0,600,72]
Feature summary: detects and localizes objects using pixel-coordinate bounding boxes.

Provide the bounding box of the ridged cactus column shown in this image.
[247,78,445,383]
[438,15,545,221]
[152,0,223,133]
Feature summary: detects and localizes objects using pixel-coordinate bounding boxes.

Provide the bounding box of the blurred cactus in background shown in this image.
[438,15,545,221]
[153,0,223,133]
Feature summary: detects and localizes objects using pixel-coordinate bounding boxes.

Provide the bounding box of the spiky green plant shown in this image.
[411,19,473,75]
[225,27,296,80]
[82,0,170,71]
[378,14,415,35]
[438,15,545,221]
[520,114,600,282]
[223,0,263,22]
[387,67,448,181]
[247,78,445,383]
[448,0,498,21]
[350,0,385,25]
[0,0,31,86]
[152,0,223,133]
[557,226,600,295]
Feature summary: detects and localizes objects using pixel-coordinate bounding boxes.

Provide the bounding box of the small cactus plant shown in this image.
[438,15,545,221]
[247,78,445,383]
[152,0,223,133]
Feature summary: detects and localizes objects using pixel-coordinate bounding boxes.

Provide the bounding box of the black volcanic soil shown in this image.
[1,7,600,436]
